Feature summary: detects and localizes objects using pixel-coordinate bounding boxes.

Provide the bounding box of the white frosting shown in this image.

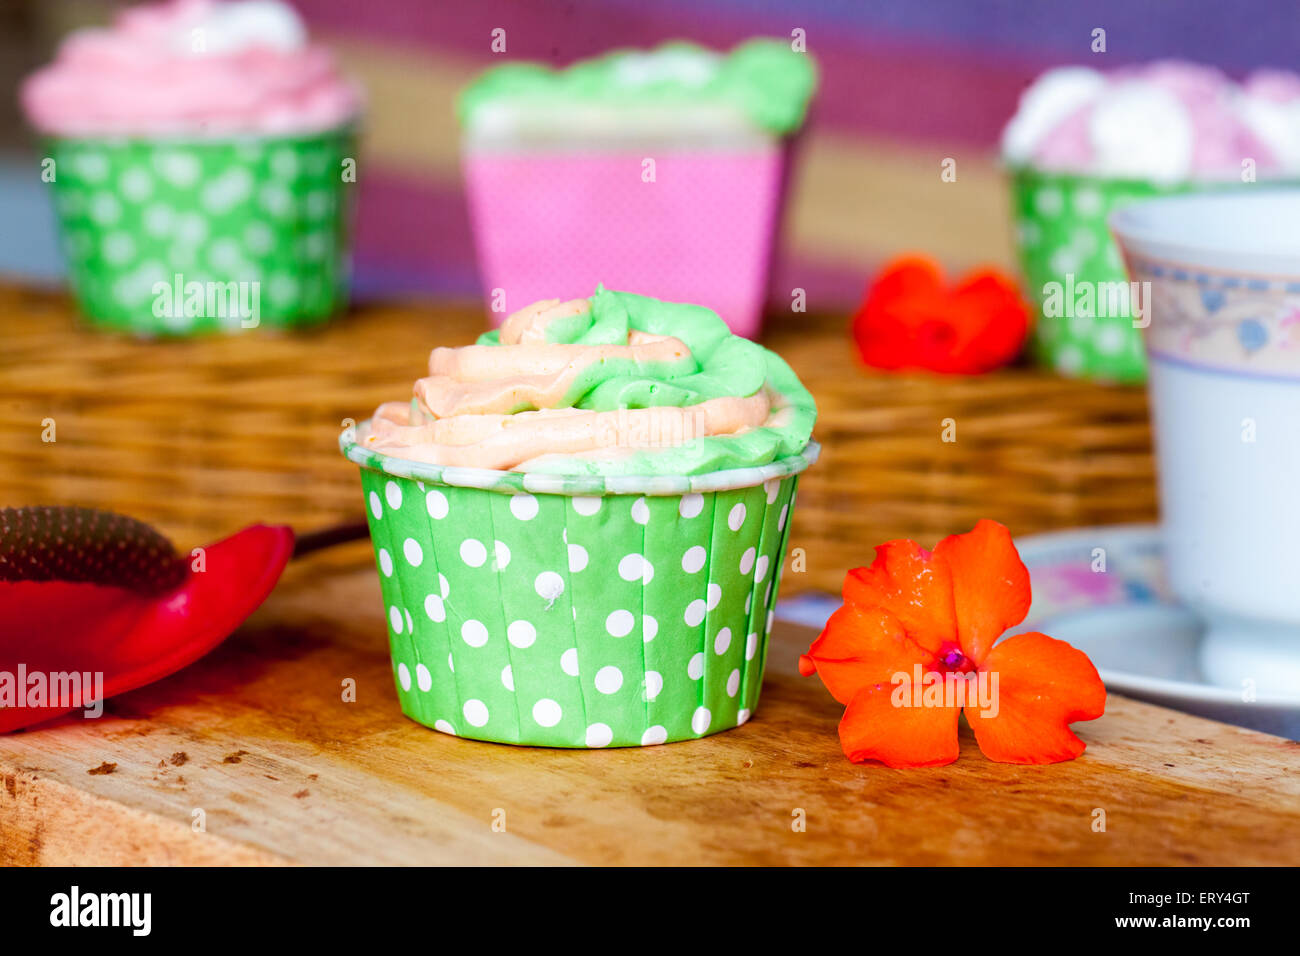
[1089,81,1194,183]
[1001,67,1104,163]
[172,0,306,57]
[1237,94,1300,172]
[610,48,721,89]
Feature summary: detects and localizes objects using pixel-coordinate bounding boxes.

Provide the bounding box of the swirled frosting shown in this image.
[1002,61,1300,183]
[358,288,816,476]
[20,0,361,137]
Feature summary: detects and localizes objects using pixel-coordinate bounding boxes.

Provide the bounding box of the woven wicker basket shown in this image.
[0,287,1157,594]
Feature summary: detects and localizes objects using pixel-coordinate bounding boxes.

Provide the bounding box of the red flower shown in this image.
[0,507,293,733]
[799,520,1105,767]
[851,256,1029,374]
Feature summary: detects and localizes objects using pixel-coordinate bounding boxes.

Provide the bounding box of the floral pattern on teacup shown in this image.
[1126,254,1300,378]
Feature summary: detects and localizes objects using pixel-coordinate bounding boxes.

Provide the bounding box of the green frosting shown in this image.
[472,288,816,476]
[458,39,817,136]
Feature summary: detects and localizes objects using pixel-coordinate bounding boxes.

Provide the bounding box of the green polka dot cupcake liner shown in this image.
[44,126,356,335]
[342,428,820,748]
[1010,165,1187,384]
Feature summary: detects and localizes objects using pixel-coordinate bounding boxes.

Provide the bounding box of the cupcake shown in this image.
[339,287,818,747]
[1002,61,1300,382]
[458,40,816,340]
[21,0,362,335]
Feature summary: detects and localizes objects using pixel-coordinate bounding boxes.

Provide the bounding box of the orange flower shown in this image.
[799,520,1106,767]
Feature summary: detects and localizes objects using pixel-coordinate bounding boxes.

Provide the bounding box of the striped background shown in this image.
[7,0,1299,306]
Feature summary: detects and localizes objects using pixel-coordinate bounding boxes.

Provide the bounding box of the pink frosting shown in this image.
[20,0,361,138]
[1008,60,1300,181]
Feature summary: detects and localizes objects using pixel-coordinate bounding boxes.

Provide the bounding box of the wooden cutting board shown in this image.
[1,544,1296,866]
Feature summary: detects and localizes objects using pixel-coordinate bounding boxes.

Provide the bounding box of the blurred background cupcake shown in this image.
[1004,61,1300,382]
[19,0,362,335]
[458,39,816,339]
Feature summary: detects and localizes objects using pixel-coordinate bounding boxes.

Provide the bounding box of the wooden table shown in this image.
[1,543,1297,866]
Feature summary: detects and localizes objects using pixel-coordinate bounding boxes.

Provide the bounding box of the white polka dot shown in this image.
[618,553,653,583]
[493,540,511,570]
[728,503,747,531]
[755,555,770,582]
[532,698,562,727]
[706,583,722,610]
[507,620,536,648]
[447,653,455,672]
[101,232,135,266]
[434,719,456,735]
[678,493,703,518]
[439,574,450,598]
[425,490,448,519]
[389,606,403,634]
[416,663,432,692]
[631,497,649,524]
[764,478,780,503]
[692,706,712,735]
[685,599,707,627]
[682,546,707,574]
[726,669,741,697]
[405,608,413,633]
[572,496,601,516]
[739,547,756,575]
[509,493,538,520]
[567,543,588,572]
[737,708,751,725]
[501,665,514,691]
[745,631,759,660]
[368,491,383,519]
[643,671,663,701]
[88,193,121,226]
[460,539,487,567]
[605,609,634,637]
[766,610,776,634]
[463,699,489,727]
[778,504,789,531]
[714,627,732,654]
[642,615,659,642]
[535,571,564,602]
[1096,323,1127,354]
[396,662,411,690]
[385,480,403,510]
[641,725,668,746]
[594,666,623,694]
[688,652,705,680]
[402,538,423,567]
[378,548,393,577]
[461,619,488,647]
[586,723,614,747]
[1035,186,1064,216]
[560,647,579,676]
[745,591,753,614]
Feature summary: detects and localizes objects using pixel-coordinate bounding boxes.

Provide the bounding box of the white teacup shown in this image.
[1111,191,1300,698]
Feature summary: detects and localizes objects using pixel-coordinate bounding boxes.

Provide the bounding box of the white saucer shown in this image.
[774,524,1300,740]
[1009,524,1299,740]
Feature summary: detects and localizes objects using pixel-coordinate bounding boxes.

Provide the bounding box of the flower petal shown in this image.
[932,519,1031,663]
[967,631,1107,764]
[839,683,961,768]
[842,539,955,656]
[801,603,931,705]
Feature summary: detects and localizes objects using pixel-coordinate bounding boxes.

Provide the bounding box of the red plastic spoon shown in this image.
[0,506,365,733]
